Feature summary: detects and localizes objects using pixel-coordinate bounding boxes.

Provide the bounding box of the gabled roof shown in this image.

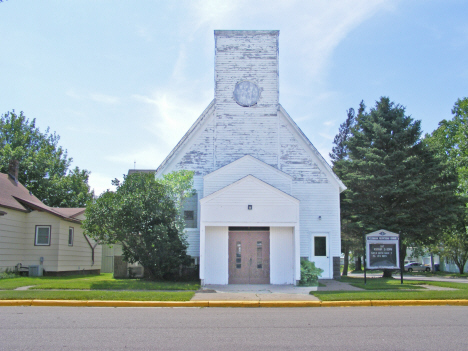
[201,175,299,204]
[0,173,83,223]
[278,105,346,192]
[155,99,346,193]
[156,99,215,176]
[204,155,293,181]
[366,229,400,237]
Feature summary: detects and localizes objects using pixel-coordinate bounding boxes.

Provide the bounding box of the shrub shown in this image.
[0,269,18,279]
[299,259,323,286]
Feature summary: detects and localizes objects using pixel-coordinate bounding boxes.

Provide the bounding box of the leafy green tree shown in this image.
[427,97,468,273]
[83,171,194,280]
[0,110,94,207]
[434,224,468,274]
[342,97,461,277]
[427,97,468,194]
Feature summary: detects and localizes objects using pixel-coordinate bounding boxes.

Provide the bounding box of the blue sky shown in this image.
[1,0,467,195]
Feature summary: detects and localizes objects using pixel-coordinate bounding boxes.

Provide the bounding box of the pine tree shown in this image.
[342,97,460,277]
[330,105,360,275]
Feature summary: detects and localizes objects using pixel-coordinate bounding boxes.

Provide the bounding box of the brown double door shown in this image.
[228,230,270,284]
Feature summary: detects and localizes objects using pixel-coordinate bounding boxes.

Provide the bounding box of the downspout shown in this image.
[83,234,98,266]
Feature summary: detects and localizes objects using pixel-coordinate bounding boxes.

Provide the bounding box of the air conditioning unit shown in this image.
[29,265,43,277]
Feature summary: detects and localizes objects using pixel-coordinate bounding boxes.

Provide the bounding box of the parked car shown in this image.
[404,262,430,272]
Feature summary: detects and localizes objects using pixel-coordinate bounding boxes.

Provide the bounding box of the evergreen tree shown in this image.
[342,97,460,276]
[330,106,360,275]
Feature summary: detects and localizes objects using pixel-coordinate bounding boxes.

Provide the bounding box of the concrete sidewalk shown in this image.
[191,279,363,301]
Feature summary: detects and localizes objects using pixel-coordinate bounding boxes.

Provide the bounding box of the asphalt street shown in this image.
[1,306,467,350]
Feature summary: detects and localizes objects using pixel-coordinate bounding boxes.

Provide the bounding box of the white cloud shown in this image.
[106,145,169,170]
[188,0,390,80]
[90,93,120,105]
[66,90,120,105]
[88,172,117,196]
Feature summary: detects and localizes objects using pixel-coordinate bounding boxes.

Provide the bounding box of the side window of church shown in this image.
[183,193,198,228]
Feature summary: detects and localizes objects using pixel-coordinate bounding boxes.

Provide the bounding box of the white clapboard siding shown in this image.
[155,31,344,280]
[174,113,216,176]
[270,227,294,284]
[204,155,292,197]
[278,114,328,184]
[214,31,279,169]
[293,182,341,258]
[185,229,200,257]
[204,226,228,284]
[201,176,299,225]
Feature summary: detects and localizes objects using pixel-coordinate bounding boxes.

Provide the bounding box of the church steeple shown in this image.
[213,30,280,168]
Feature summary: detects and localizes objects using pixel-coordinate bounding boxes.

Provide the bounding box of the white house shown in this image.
[155,30,346,285]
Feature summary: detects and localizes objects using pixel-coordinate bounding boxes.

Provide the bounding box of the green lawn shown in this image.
[340,276,425,290]
[314,277,468,301]
[0,273,200,291]
[404,271,468,279]
[0,290,195,301]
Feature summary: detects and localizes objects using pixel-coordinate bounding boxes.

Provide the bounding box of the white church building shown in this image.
[155,30,346,285]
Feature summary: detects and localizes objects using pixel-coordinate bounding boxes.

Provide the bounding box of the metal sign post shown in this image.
[363,232,367,285]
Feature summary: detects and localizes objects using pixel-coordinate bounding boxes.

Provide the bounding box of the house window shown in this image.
[314,236,327,257]
[182,193,198,228]
[184,211,194,221]
[35,225,51,246]
[68,227,74,246]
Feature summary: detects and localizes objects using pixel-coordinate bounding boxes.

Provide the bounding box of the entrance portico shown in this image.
[199,175,300,285]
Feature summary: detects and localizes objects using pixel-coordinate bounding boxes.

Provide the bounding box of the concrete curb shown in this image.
[1,299,468,307]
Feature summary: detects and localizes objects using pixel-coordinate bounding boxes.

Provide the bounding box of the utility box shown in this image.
[29,265,43,277]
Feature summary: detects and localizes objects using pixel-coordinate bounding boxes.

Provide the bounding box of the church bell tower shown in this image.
[213,30,280,169]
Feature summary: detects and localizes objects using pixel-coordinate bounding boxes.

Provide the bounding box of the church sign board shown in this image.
[365,230,400,270]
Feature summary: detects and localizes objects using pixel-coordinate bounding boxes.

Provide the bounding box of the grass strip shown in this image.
[339,276,424,290]
[315,278,468,301]
[0,273,200,291]
[0,290,195,301]
[314,290,468,301]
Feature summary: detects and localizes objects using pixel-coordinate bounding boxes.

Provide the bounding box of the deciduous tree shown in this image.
[0,110,94,207]
[427,97,468,273]
[83,171,194,280]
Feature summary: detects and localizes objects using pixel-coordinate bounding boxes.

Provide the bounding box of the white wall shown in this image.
[294,183,341,259]
[202,176,299,225]
[204,156,292,197]
[157,31,344,275]
[270,227,294,284]
[214,31,280,169]
[204,226,228,284]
